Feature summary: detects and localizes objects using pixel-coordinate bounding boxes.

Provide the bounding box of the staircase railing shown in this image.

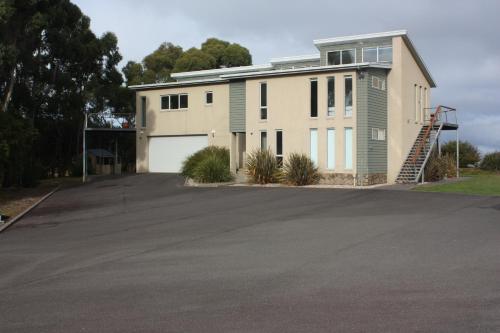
[412,106,442,165]
[414,122,444,182]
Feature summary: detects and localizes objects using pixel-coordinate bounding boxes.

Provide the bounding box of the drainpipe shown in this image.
[456,129,460,178]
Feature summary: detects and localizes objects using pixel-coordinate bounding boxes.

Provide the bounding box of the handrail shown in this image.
[414,122,444,182]
[412,106,442,164]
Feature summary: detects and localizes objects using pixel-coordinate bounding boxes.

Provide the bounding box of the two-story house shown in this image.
[130,30,457,185]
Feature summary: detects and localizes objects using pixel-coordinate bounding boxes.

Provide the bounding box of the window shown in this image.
[276,130,283,165]
[141,96,146,127]
[414,84,419,122]
[310,129,318,167]
[371,128,386,141]
[161,96,169,110]
[260,131,267,150]
[362,46,393,63]
[160,94,189,111]
[310,79,318,117]
[372,76,386,90]
[424,88,429,121]
[206,91,213,105]
[363,47,378,62]
[344,76,353,117]
[345,127,353,170]
[419,86,424,123]
[378,46,393,62]
[180,94,188,109]
[327,77,335,116]
[327,49,355,65]
[327,128,335,169]
[260,82,267,120]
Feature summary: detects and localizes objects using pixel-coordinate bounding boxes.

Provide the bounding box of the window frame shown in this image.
[140,96,146,128]
[275,130,283,166]
[327,48,356,66]
[327,77,335,117]
[260,130,267,150]
[160,93,189,111]
[260,82,268,121]
[327,128,335,170]
[344,75,353,118]
[362,45,393,63]
[371,128,386,141]
[310,78,318,118]
[205,91,213,105]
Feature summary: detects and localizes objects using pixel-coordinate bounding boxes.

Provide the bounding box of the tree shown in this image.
[441,141,480,167]
[480,152,500,171]
[143,42,183,83]
[122,61,144,86]
[221,43,252,67]
[0,0,128,186]
[172,48,216,73]
[201,38,230,68]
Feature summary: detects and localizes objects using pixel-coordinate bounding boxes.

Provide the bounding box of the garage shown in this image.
[148,135,208,173]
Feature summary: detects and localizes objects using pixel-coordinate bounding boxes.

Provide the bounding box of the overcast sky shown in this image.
[73,0,500,153]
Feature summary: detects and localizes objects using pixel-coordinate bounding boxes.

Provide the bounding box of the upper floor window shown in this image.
[310,79,318,117]
[141,96,146,127]
[161,94,188,111]
[362,46,392,63]
[327,77,335,116]
[327,49,355,65]
[205,91,213,105]
[260,82,267,120]
[344,76,353,117]
[371,128,386,141]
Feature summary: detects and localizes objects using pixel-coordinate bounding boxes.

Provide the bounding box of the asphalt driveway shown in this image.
[1,174,499,332]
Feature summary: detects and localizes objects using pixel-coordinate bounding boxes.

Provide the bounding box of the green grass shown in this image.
[415,169,500,196]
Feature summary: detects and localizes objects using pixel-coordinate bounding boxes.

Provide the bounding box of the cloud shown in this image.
[72,0,500,153]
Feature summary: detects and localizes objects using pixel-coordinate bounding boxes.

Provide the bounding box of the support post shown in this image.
[456,129,460,178]
[83,114,87,183]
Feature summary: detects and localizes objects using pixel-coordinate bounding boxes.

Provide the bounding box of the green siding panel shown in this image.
[230,80,246,132]
[356,68,388,177]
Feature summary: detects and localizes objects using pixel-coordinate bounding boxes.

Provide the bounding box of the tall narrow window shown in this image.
[345,127,353,170]
[327,128,335,169]
[310,79,318,117]
[327,77,335,116]
[419,86,424,123]
[180,94,188,109]
[260,131,267,150]
[141,96,146,127]
[260,82,267,120]
[415,84,419,122]
[171,95,179,110]
[276,130,283,165]
[310,129,318,167]
[344,76,353,117]
[424,88,429,121]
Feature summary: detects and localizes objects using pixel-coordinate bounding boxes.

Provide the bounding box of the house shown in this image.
[130,30,458,185]
[87,149,121,175]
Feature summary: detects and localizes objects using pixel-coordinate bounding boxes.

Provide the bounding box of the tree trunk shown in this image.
[1,66,16,113]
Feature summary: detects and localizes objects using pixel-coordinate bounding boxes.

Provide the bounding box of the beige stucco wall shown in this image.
[135,83,231,172]
[245,71,357,175]
[387,36,432,183]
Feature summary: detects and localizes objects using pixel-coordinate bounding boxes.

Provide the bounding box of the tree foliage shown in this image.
[0,0,130,186]
[441,140,480,167]
[123,38,253,86]
[480,152,500,171]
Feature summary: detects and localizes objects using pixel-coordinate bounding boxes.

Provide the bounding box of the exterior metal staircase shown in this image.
[396,106,458,184]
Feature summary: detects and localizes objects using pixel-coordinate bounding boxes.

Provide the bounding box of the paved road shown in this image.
[1,174,499,332]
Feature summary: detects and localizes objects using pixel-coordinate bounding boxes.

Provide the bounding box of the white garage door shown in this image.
[148,135,208,173]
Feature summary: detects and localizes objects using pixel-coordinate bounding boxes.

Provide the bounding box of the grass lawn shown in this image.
[415,169,500,196]
[0,178,81,221]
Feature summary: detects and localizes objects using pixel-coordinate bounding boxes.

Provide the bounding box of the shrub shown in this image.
[181,146,230,179]
[424,153,457,182]
[281,153,320,186]
[441,140,480,167]
[480,152,500,171]
[246,149,279,184]
[192,154,233,183]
